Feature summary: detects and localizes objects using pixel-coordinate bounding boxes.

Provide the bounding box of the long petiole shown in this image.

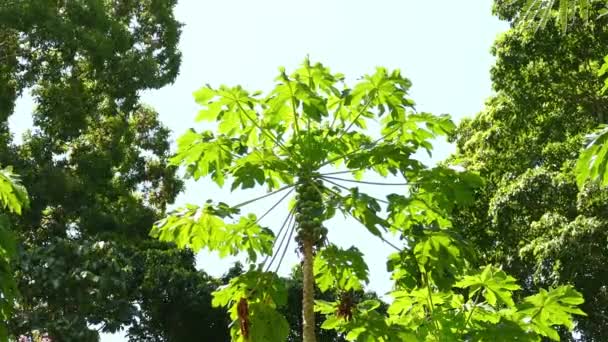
[261,209,294,269]
[321,177,389,205]
[233,99,290,154]
[322,175,409,186]
[265,210,296,272]
[233,184,295,209]
[274,220,297,273]
[318,125,400,168]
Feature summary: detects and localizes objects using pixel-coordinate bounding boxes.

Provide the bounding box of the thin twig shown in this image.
[317,182,404,253]
[323,101,343,141]
[285,75,301,141]
[337,94,375,141]
[339,204,404,252]
[460,291,481,335]
[234,99,290,154]
[254,188,294,225]
[424,271,442,340]
[318,170,354,176]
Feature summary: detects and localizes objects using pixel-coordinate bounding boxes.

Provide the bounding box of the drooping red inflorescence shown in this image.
[336,292,354,321]
[237,297,250,338]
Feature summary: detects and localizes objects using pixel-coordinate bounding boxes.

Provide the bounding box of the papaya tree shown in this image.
[152,58,585,341]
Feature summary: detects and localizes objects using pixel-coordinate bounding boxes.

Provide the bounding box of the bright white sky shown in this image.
[12,0,508,340]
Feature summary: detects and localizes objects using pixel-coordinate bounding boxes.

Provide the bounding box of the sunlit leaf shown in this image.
[314,244,369,292]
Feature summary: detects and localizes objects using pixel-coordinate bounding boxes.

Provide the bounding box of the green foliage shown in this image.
[316,298,409,342]
[0,0,193,339]
[517,0,596,32]
[159,57,481,341]
[452,1,607,339]
[518,285,586,340]
[0,166,28,215]
[160,56,586,341]
[314,245,369,293]
[0,166,27,341]
[152,203,274,262]
[576,56,608,188]
[213,271,289,342]
[576,124,608,187]
[455,266,520,307]
[126,242,231,341]
[599,55,608,93]
[317,263,585,342]
[510,0,608,190]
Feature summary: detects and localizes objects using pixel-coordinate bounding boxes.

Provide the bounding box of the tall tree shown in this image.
[154,58,586,341]
[450,1,608,340]
[0,1,222,340]
[506,0,608,187]
[152,57,460,341]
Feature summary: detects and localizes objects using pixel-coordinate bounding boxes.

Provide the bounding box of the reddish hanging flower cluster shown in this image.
[237,297,250,338]
[336,292,355,321]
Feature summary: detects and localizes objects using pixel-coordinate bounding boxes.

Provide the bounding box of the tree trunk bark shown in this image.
[302,238,316,342]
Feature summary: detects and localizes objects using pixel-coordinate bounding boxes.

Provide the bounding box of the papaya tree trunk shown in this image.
[302,238,316,342]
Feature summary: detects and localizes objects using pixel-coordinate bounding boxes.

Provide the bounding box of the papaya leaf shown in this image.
[516,285,586,341]
[314,244,369,292]
[455,265,521,307]
[151,204,274,262]
[213,271,287,341]
[0,166,29,215]
[576,124,608,188]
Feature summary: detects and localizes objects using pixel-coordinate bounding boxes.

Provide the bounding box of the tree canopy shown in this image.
[451,1,608,340]
[0,1,213,340]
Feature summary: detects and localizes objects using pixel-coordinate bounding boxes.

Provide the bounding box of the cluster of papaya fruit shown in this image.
[294,174,328,250]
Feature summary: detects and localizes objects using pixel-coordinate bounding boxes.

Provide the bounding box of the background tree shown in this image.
[507,0,608,186]
[450,1,608,339]
[125,242,231,341]
[0,1,226,340]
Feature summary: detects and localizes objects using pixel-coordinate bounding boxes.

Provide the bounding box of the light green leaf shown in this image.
[314,244,369,292]
[455,265,520,307]
[517,285,585,340]
[321,315,342,329]
[576,124,608,188]
[0,166,29,215]
[151,204,274,262]
[249,303,290,342]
